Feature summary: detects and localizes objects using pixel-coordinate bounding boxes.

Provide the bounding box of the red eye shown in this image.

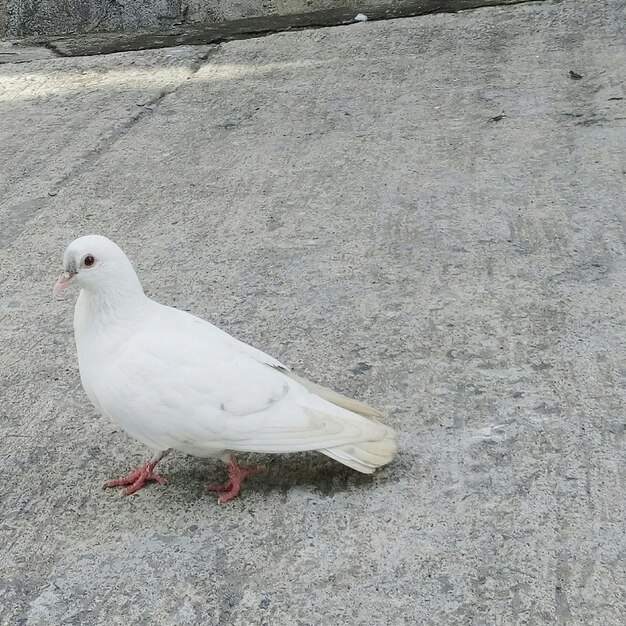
[84,255,95,267]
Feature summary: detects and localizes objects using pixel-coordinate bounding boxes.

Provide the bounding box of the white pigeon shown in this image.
[53,235,396,502]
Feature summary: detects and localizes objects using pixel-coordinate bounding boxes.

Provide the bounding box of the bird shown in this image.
[53,235,396,502]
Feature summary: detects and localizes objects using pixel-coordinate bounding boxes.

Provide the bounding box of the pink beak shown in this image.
[53,272,75,295]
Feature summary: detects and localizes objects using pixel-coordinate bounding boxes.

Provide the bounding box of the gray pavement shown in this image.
[1,0,626,624]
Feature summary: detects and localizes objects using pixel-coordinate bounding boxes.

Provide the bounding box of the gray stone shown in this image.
[1,1,625,624]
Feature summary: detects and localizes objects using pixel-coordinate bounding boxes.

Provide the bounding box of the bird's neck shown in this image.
[75,284,153,339]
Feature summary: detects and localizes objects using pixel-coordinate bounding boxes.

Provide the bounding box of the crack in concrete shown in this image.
[1,48,218,247]
[47,49,217,197]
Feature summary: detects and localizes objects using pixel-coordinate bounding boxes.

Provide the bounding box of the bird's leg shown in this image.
[205,454,264,503]
[104,449,172,495]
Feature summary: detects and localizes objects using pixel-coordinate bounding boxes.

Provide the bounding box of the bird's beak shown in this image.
[53,271,75,295]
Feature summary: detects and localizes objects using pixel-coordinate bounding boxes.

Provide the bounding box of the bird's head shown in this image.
[53,235,143,297]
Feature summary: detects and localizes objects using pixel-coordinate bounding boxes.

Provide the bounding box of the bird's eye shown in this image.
[83,255,95,267]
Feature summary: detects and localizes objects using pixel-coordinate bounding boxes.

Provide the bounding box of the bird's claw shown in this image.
[204,458,264,503]
[104,463,167,495]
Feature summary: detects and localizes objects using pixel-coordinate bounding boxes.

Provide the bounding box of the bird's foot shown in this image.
[104,461,167,495]
[205,456,264,503]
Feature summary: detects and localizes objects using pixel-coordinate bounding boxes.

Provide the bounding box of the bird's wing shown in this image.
[93,305,387,455]
[180,309,287,370]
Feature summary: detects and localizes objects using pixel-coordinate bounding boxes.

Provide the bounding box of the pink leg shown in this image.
[205,455,264,503]
[104,450,170,495]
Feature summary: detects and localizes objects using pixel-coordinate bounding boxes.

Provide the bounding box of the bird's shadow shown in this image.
[166,452,395,499]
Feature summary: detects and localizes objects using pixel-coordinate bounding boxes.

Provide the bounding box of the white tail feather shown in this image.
[283,370,387,419]
[281,368,397,473]
[321,434,397,474]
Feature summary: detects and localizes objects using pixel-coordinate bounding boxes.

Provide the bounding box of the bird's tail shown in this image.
[285,370,396,473]
[320,427,397,474]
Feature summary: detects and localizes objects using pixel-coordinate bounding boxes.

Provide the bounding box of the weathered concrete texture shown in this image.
[15,1,541,58]
[0,0,8,36]
[3,0,535,39]
[1,0,626,624]
[4,0,180,37]
[0,38,56,62]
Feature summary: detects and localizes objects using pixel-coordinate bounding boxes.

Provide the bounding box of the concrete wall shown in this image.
[4,0,180,37]
[0,0,8,36]
[2,1,531,39]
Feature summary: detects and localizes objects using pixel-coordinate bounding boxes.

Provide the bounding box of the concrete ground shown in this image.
[1,0,625,624]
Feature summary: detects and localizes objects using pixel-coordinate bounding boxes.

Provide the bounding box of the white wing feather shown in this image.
[89,304,392,462]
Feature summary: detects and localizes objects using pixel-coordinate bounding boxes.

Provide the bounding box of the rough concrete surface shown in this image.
[3,1,539,60]
[2,0,533,40]
[1,0,625,624]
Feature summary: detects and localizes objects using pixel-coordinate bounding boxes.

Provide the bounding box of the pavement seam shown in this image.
[44,45,219,200]
[0,46,219,247]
